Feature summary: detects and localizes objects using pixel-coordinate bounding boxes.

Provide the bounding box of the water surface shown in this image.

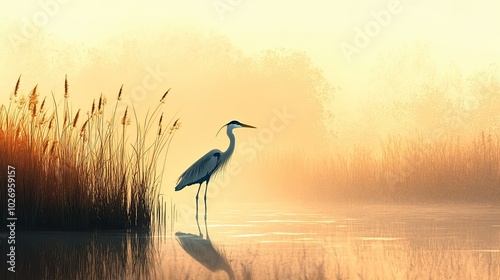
[2,204,499,279]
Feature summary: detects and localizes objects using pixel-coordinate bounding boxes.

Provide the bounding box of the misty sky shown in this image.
[1,1,499,203]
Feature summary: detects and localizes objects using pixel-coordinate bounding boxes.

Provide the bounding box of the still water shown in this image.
[1,204,499,279]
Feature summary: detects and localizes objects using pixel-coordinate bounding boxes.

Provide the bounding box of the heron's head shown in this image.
[216,120,256,136]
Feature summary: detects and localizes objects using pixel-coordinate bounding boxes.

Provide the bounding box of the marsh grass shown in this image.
[264,133,500,203]
[0,77,180,230]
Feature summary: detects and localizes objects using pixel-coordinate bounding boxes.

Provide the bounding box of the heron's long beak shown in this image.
[240,123,256,129]
[215,122,256,137]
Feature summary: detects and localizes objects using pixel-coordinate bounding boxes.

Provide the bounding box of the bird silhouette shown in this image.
[175,120,256,220]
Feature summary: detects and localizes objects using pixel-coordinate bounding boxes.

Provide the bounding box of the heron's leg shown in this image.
[204,179,209,221]
[196,183,202,236]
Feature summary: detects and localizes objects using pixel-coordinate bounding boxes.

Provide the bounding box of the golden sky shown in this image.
[1,0,499,203]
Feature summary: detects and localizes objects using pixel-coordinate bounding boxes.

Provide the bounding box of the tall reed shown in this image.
[0,77,180,230]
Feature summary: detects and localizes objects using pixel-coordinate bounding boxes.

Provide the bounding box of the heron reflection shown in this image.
[175,216,235,280]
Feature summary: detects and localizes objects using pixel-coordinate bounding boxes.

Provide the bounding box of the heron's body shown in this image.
[175,149,222,191]
[175,120,255,220]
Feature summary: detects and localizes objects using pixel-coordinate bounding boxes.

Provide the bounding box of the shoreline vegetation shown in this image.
[264,133,500,204]
[0,76,180,231]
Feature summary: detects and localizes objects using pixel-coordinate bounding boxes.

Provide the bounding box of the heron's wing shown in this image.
[175,149,222,190]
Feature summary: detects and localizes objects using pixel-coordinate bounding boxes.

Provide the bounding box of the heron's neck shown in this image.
[225,128,236,155]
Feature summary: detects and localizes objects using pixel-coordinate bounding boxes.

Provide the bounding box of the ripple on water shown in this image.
[269,232,318,236]
[360,237,403,241]
[232,233,268,238]
[203,223,252,228]
[473,249,500,253]
[247,219,318,223]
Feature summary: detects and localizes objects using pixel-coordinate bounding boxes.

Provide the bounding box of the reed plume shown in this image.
[64,75,69,98]
[160,88,170,103]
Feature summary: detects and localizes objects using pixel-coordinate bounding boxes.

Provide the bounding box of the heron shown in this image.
[175,120,256,221]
